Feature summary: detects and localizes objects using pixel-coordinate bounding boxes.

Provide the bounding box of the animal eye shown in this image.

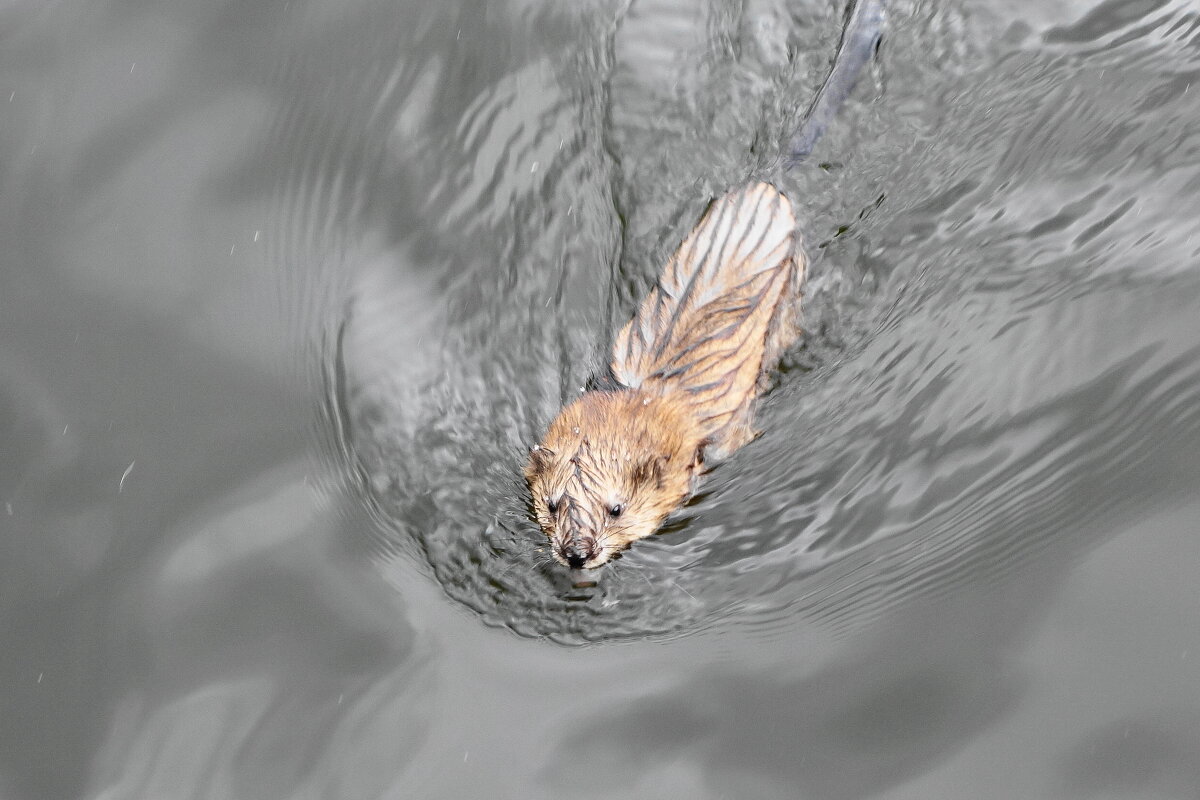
[546,498,558,514]
[608,504,623,518]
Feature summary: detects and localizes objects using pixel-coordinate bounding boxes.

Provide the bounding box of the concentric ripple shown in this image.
[270,0,1200,643]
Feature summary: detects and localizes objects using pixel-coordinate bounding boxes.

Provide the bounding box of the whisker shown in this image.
[668,578,696,602]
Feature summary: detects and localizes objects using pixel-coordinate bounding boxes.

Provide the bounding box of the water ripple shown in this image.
[269,1,1200,642]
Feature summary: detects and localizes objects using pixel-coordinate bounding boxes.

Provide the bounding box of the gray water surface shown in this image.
[3,0,1200,798]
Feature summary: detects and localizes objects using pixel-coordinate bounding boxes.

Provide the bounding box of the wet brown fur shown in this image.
[526,181,805,569]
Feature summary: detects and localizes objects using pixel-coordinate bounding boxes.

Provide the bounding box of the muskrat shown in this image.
[526,0,885,572]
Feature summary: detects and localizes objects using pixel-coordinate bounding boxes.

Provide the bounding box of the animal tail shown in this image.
[609,182,802,453]
[785,0,886,169]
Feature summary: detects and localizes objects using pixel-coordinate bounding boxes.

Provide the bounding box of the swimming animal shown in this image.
[526,0,885,573]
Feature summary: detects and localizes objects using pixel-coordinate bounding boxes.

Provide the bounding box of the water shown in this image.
[2,0,1199,797]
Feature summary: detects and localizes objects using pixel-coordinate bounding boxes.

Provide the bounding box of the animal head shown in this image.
[524,390,704,570]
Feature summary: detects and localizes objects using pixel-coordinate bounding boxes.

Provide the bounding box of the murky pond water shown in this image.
[3,0,1200,797]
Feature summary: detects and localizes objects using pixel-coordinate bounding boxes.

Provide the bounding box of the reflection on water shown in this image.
[2,0,1199,797]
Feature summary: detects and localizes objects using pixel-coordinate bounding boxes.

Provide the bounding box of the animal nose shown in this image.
[562,541,596,569]
[564,546,587,569]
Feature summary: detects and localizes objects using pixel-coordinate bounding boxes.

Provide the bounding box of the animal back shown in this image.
[610,181,802,454]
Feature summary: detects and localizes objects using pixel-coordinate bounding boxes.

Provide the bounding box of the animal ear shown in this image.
[690,438,712,476]
[526,444,553,478]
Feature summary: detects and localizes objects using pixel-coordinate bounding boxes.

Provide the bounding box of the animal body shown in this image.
[525,0,884,572]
